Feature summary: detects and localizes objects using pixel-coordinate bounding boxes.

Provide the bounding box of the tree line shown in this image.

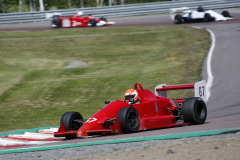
[0,0,169,13]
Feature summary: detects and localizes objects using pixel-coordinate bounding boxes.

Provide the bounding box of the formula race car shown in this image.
[54,81,207,138]
[47,11,115,28]
[170,6,233,24]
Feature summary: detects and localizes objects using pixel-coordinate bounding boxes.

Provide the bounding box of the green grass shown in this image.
[0,26,210,131]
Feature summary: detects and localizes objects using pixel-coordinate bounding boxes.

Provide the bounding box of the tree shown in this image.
[33,0,36,11]
[68,0,71,8]
[80,0,84,8]
[19,0,22,12]
[108,0,118,6]
[39,0,44,11]
[100,0,104,7]
[1,0,5,13]
[1,0,170,13]
[29,0,33,11]
[96,0,99,6]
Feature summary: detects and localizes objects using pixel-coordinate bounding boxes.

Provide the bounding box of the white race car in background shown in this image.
[170,6,233,24]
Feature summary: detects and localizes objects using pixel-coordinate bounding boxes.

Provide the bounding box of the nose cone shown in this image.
[77,112,107,137]
[77,118,98,137]
[77,100,129,137]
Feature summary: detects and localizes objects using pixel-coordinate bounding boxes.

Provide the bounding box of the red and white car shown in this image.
[48,11,115,28]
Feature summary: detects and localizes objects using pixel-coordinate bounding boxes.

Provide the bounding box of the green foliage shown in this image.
[0,26,210,131]
[124,0,170,4]
[0,0,171,13]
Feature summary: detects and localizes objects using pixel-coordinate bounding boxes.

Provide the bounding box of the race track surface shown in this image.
[0,7,240,155]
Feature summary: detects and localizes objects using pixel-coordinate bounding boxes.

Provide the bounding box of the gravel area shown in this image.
[1,132,240,160]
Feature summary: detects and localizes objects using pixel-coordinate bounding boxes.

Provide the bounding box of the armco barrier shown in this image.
[0,0,240,24]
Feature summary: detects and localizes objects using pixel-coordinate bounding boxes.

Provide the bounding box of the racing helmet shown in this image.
[77,11,83,16]
[125,89,139,103]
[197,6,204,12]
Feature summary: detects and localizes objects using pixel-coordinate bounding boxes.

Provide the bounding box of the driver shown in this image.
[73,11,83,17]
[197,6,204,12]
[124,89,140,104]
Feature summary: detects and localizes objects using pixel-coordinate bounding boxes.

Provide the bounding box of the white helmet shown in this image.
[125,89,139,103]
[77,11,83,16]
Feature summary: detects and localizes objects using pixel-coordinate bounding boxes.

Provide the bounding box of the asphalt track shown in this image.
[0,8,240,154]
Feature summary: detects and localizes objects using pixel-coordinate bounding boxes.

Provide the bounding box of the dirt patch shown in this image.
[64,60,87,69]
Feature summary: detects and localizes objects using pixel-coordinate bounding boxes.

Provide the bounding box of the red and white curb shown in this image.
[0,128,63,148]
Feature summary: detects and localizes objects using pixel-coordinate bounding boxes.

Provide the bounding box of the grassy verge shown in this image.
[0,26,210,131]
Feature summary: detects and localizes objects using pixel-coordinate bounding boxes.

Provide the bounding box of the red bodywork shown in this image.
[54,83,195,138]
[52,13,113,28]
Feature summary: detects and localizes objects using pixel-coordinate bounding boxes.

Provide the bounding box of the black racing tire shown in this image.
[51,18,61,28]
[117,107,140,133]
[99,17,107,22]
[88,19,97,27]
[222,11,231,17]
[182,97,207,125]
[204,13,212,22]
[174,14,183,24]
[60,111,83,131]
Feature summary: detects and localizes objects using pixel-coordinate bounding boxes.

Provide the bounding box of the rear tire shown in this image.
[117,107,140,133]
[52,19,61,28]
[222,11,231,17]
[182,97,207,125]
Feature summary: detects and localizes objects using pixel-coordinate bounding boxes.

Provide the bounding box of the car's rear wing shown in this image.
[170,7,191,20]
[45,12,62,19]
[170,7,190,13]
[155,80,207,102]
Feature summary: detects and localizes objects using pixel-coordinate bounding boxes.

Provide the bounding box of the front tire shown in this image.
[88,19,97,27]
[100,17,107,22]
[117,107,140,133]
[174,14,183,24]
[182,97,207,125]
[60,111,83,131]
[222,11,231,17]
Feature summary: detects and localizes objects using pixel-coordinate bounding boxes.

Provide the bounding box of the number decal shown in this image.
[86,117,97,123]
[194,80,207,102]
[62,19,71,27]
[199,86,204,97]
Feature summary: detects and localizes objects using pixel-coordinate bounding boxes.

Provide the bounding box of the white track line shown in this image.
[192,26,215,102]
[206,29,215,102]
[0,128,60,147]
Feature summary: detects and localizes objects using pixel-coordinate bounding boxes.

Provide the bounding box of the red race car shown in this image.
[54,81,207,138]
[50,11,115,28]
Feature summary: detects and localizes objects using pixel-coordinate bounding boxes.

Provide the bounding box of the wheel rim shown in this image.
[174,17,181,23]
[72,118,81,131]
[204,14,210,22]
[127,112,139,128]
[196,102,206,120]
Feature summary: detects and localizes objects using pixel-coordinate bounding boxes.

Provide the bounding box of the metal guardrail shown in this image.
[0,0,240,24]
